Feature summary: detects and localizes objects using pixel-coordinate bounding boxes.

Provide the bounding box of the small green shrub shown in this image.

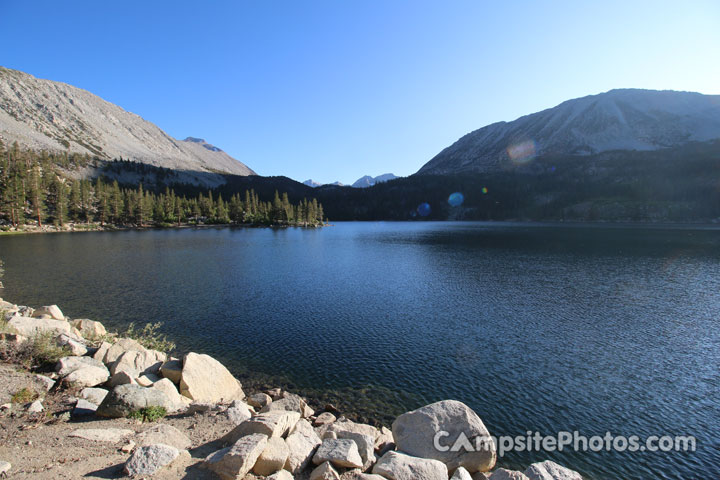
[11,387,38,404]
[24,332,71,367]
[128,406,167,422]
[123,322,175,352]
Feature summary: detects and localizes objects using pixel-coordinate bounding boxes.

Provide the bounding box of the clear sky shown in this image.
[1,1,718,184]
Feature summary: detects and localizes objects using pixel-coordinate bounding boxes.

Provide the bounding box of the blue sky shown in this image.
[1,1,718,184]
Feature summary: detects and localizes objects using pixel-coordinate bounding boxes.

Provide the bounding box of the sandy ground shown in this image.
[0,363,300,479]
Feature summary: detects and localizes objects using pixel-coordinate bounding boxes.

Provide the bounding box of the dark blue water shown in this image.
[1,222,718,479]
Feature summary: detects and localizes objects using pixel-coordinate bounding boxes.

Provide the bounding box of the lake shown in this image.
[0,222,718,479]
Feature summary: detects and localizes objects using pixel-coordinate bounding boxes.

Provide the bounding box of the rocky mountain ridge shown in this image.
[0,67,255,177]
[418,88,720,175]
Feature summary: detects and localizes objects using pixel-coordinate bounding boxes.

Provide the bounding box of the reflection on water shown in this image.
[1,222,719,479]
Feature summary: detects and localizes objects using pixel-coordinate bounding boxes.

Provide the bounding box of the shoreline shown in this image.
[0,296,588,479]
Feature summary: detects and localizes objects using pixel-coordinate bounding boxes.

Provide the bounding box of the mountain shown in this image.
[0,66,256,178]
[417,89,720,175]
[303,179,322,188]
[351,173,398,188]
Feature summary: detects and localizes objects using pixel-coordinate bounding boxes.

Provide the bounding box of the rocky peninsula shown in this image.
[0,299,584,479]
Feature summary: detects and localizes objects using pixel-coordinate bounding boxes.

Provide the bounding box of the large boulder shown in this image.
[179,352,244,402]
[103,338,146,365]
[253,436,289,476]
[284,418,322,473]
[452,466,474,480]
[311,461,341,480]
[124,443,181,477]
[248,392,272,409]
[57,357,110,387]
[392,400,496,472]
[71,319,107,338]
[54,334,88,356]
[7,316,71,337]
[80,387,109,405]
[32,305,64,320]
[222,411,301,443]
[159,358,183,384]
[372,451,448,480]
[313,438,364,469]
[335,430,376,471]
[95,384,172,418]
[524,461,583,480]
[204,433,268,480]
[327,419,379,442]
[261,392,314,417]
[56,356,105,376]
[150,378,190,413]
[225,399,253,425]
[111,349,166,376]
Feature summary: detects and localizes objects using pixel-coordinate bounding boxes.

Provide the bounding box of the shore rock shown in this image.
[248,392,272,409]
[124,443,180,477]
[103,338,146,365]
[32,305,64,320]
[107,370,137,387]
[8,316,72,337]
[225,399,252,425]
[0,461,10,476]
[314,412,337,426]
[284,418,322,473]
[490,469,531,480]
[159,358,183,384]
[222,411,300,443]
[179,352,244,402]
[204,433,268,480]
[335,430,375,471]
[327,419,379,442]
[27,400,43,413]
[92,341,111,362]
[95,384,172,418]
[71,318,107,338]
[55,333,88,356]
[310,461,341,480]
[65,365,110,388]
[56,356,104,375]
[392,400,496,473]
[452,466,474,480]
[111,349,166,376]
[150,378,190,413]
[253,436,289,476]
[69,428,134,443]
[313,438,363,469]
[261,392,313,418]
[136,424,191,450]
[72,399,98,417]
[80,387,109,405]
[34,374,55,391]
[340,471,386,480]
[372,450,448,480]
[524,461,583,480]
[268,470,294,480]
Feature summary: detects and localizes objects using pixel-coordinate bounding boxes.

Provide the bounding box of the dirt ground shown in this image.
[0,363,304,479]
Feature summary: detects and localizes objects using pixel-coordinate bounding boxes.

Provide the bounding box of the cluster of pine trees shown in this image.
[0,141,326,229]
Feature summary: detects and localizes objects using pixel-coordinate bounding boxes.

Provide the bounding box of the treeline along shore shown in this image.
[0,141,327,232]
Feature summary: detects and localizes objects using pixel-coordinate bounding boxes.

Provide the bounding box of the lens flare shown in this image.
[448,192,464,207]
[481,187,488,194]
[507,140,536,164]
[417,203,431,217]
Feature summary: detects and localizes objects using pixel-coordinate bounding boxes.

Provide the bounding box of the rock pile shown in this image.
[0,299,586,479]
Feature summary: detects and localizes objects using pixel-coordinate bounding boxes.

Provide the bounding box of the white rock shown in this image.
[340,471,386,480]
[80,387,109,405]
[93,341,111,362]
[27,400,43,413]
[179,352,244,403]
[34,374,55,391]
[204,433,268,480]
[375,426,393,451]
[310,461,341,480]
[55,333,88,356]
[159,358,182,384]
[72,399,98,417]
[95,384,172,418]
[253,436,290,476]
[372,451,448,480]
[247,392,272,409]
[267,469,294,480]
[32,305,64,320]
[56,356,105,376]
[107,370,137,387]
[452,466,474,480]
[103,337,146,365]
[136,424,191,450]
[222,411,300,443]
[69,428,134,442]
[284,418,322,474]
[71,318,107,338]
[261,393,314,418]
[65,365,110,388]
[136,373,161,387]
[335,430,375,471]
[327,419,379,443]
[392,400,496,472]
[111,349,166,376]
[7,316,71,337]
[225,400,252,425]
[124,443,180,477]
[313,438,363,469]
[150,378,190,413]
[314,412,337,426]
[489,468,530,480]
[0,460,10,475]
[524,460,583,480]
